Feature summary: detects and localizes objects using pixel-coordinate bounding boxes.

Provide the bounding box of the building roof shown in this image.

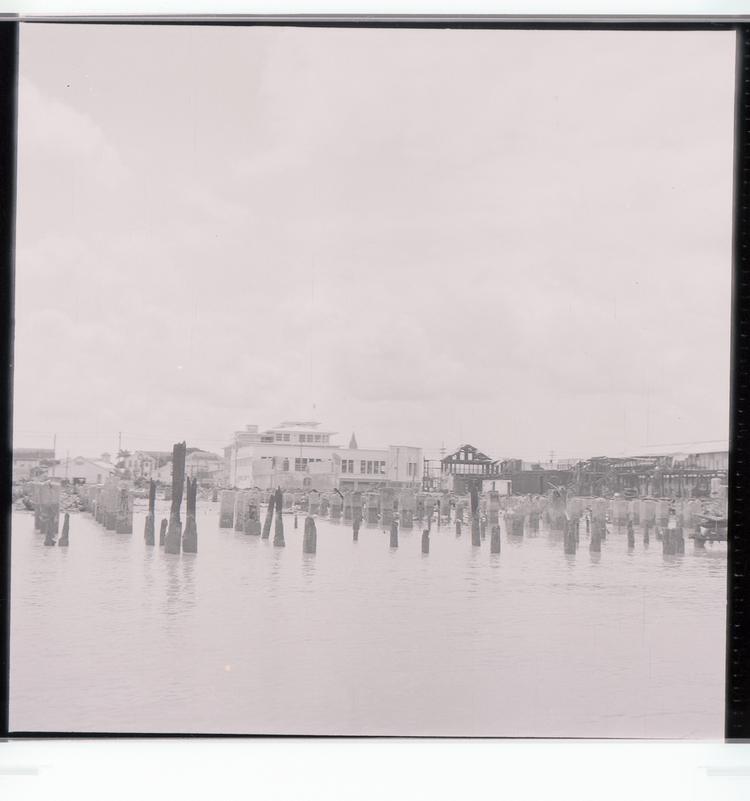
[266,421,337,435]
[13,448,55,459]
[74,457,117,471]
[186,450,221,460]
[137,450,172,461]
[442,444,494,464]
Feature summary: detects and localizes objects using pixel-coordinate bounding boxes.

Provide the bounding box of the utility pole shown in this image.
[65,450,69,479]
[118,431,122,455]
[52,432,56,456]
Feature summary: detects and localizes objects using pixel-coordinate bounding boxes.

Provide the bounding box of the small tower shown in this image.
[349,432,358,450]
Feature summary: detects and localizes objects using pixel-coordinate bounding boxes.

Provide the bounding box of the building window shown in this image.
[315,435,321,443]
[283,433,290,442]
[275,433,282,442]
[282,458,289,472]
[295,458,308,472]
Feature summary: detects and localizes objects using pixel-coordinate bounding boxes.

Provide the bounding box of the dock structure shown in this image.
[330,491,343,522]
[656,499,670,527]
[234,490,248,532]
[380,487,396,528]
[365,492,379,525]
[308,491,321,517]
[640,499,657,530]
[399,489,416,529]
[219,490,236,528]
[612,497,629,526]
[115,486,133,534]
[342,491,353,522]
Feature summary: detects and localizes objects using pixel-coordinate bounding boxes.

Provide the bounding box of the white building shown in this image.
[52,456,117,485]
[151,448,223,486]
[12,448,56,482]
[225,421,423,491]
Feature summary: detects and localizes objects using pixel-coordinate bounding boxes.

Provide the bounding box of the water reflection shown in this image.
[9,509,728,737]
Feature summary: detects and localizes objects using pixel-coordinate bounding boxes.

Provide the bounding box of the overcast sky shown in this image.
[13,24,735,463]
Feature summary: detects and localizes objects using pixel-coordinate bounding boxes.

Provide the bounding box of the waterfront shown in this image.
[10,502,726,737]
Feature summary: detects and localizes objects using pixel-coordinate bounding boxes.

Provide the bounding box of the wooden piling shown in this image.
[455,520,461,538]
[219,490,236,528]
[564,518,577,555]
[353,509,361,541]
[159,518,168,546]
[643,522,650,546]
[182,476,198,553]
[421,529,430,554]
[164,441,186,554]
[627,519,635,549]
[58,512,70,547]
[389,520,399,548]
[294,513,298,529]
[330,491,343,523]
[115,486,133,534]
[303,515,317,554]
[261,493,274,539]
[471,518,481,547]
[144,479,156,546]
[490,525,501,554]
[273,488,285,547]
[400,489,416,529]
[674,527,685,554]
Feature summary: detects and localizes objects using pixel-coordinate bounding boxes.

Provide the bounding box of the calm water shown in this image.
[10,503,727,737]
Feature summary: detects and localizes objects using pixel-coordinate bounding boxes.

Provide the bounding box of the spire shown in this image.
[349,432,358,450]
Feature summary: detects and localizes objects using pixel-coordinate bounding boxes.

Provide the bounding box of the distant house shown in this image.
[12,448,56,482]
[53,456,117,485]
[127,450,172,479]
[185,449,223,482]
[441,444,501,493]
[152,448,223,486]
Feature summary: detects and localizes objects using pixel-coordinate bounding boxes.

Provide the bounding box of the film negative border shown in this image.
[728,25,750,743]
[0,20,18,740]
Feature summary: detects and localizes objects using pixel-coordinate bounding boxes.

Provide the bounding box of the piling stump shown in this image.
[490,525,501,554]
[261,498,274,540]
[58,512,70,547]
[389,521,398,548]
[144,479,156,546]
[563,520,577,555]
[219,490,236,528]
[471,519,481,547]
[159,518,168,546]
[273,489,285,547]
[183,477,198,553]
[303,516,317,554]
[165,442,186,554]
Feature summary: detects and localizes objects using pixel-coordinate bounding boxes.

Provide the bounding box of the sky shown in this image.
[12,24,735,463]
